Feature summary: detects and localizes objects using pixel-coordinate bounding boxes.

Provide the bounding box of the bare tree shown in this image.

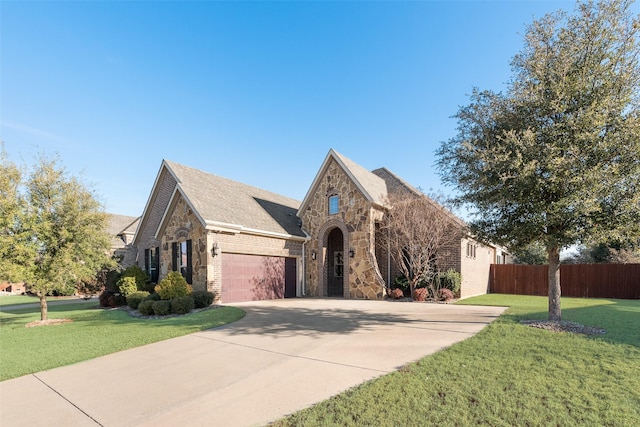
[379,192,464,300]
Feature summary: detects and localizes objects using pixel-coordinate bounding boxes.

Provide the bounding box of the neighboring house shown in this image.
[108,214,139,268]
[0,282,26,295]
[134,149,508,303]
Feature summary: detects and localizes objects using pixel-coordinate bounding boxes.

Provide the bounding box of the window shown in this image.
[144,247,160,283]
[172,240,192,284]
[466,242,477,259]
[328,195,339,215]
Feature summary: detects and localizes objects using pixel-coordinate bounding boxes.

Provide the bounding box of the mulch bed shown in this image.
[520,319,606,336]
[26,319,73,327]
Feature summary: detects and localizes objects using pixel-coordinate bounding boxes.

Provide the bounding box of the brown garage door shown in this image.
[221,253,297,303]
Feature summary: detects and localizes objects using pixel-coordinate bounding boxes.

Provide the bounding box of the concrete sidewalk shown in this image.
[0,298,506,426]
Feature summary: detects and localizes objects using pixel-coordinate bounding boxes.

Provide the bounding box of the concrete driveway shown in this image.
[0,298,506,426]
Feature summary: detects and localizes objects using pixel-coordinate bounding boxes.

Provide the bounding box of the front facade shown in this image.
[133,150,506,303]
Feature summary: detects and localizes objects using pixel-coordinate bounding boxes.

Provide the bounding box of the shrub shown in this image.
[171,296,195,314]
[437,288,455,301]
[145,292,161,301]
[436,269,462,295]
[393,275,410,295]
[99,290,115,307]
[191,290,215,308]
[155,272,192,300]
[127,291,150,309]
[138,300,155,316]
[120,265,151,292]
[390,288,404,300]
[117,276,138,298]
[414,288,428,302]
[152,300,171,316]
[109,294,127,308]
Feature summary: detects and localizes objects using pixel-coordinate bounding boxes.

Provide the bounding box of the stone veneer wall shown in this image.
[301,158,386,299]
[159,194,209,291]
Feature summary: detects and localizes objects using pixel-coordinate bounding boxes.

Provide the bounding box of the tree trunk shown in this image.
[547,246,561,321]
[39,295,48,321]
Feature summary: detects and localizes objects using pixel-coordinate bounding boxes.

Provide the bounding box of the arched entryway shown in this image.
[317,220,350,298]
[326,227,344,296]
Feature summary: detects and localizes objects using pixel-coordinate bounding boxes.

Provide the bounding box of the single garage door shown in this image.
[221,253,297,303]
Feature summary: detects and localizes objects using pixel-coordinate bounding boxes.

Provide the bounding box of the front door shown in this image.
[327,228,344,296]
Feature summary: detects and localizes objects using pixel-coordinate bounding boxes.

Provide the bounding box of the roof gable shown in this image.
[298,149,389,216]
[159,160,306,239]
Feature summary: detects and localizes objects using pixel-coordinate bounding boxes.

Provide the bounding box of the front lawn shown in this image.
[272,295,640,426]
[0,302,245,381]
[0,295,45,306]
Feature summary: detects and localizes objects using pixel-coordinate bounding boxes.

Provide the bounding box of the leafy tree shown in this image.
[513,241,548,265]
[437,0,640,320]
[0,147,33,283]
[379,192,464,300]
[1,152,114,321]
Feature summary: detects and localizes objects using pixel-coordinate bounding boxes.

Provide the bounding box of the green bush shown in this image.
[144,292,161,301]
[117,276,138,298]
[155,272,192,300]
[152,300,171,316]
[436,269,462,295]
[127,291,150,309]
[191,290,215,308]
[171,296,195,314]
[110,294,127,307]
[120,265,151,292]
[138,300,155,316]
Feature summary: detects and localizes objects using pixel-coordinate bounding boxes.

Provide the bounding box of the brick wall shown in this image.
[135,168,177,268]
[460,237,495,299]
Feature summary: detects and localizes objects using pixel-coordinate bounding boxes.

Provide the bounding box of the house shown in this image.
[107,214,139,268]
[133,149,507,303]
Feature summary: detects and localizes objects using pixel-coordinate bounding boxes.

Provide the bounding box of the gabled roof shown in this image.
[156,160,306,240]
[107,214,140,236]
[107,214,140,248]
[298,149,389,216]
[372,167,467,228]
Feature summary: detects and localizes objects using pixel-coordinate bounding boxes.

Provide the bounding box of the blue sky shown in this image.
[1,0,586,218]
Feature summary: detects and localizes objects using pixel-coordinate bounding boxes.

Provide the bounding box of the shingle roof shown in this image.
[107,214,139,236]
[107,214,139,248]
[164,160,305,238]
[332,150,389,206]
[298,149,391,215]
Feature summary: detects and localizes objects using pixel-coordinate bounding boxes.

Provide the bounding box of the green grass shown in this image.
[0,302,245,381]
[273,295,640,426]
[0,295,42,306]
[0,294,86,307]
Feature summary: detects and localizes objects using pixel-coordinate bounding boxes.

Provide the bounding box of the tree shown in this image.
[437,0,640,320]
[0,151,114,321]
[0,147,33,283]
[513,241,548,265]
[379,192,464,300]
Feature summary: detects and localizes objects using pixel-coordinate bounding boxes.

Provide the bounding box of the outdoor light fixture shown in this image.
[349,249,355,258]
[211,242,220,257]
[311,250,317,260]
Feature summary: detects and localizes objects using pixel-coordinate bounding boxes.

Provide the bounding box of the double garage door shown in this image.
[221,253,297,303]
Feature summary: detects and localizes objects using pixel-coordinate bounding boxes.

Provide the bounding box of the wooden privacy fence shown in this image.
[489,264,640,299]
